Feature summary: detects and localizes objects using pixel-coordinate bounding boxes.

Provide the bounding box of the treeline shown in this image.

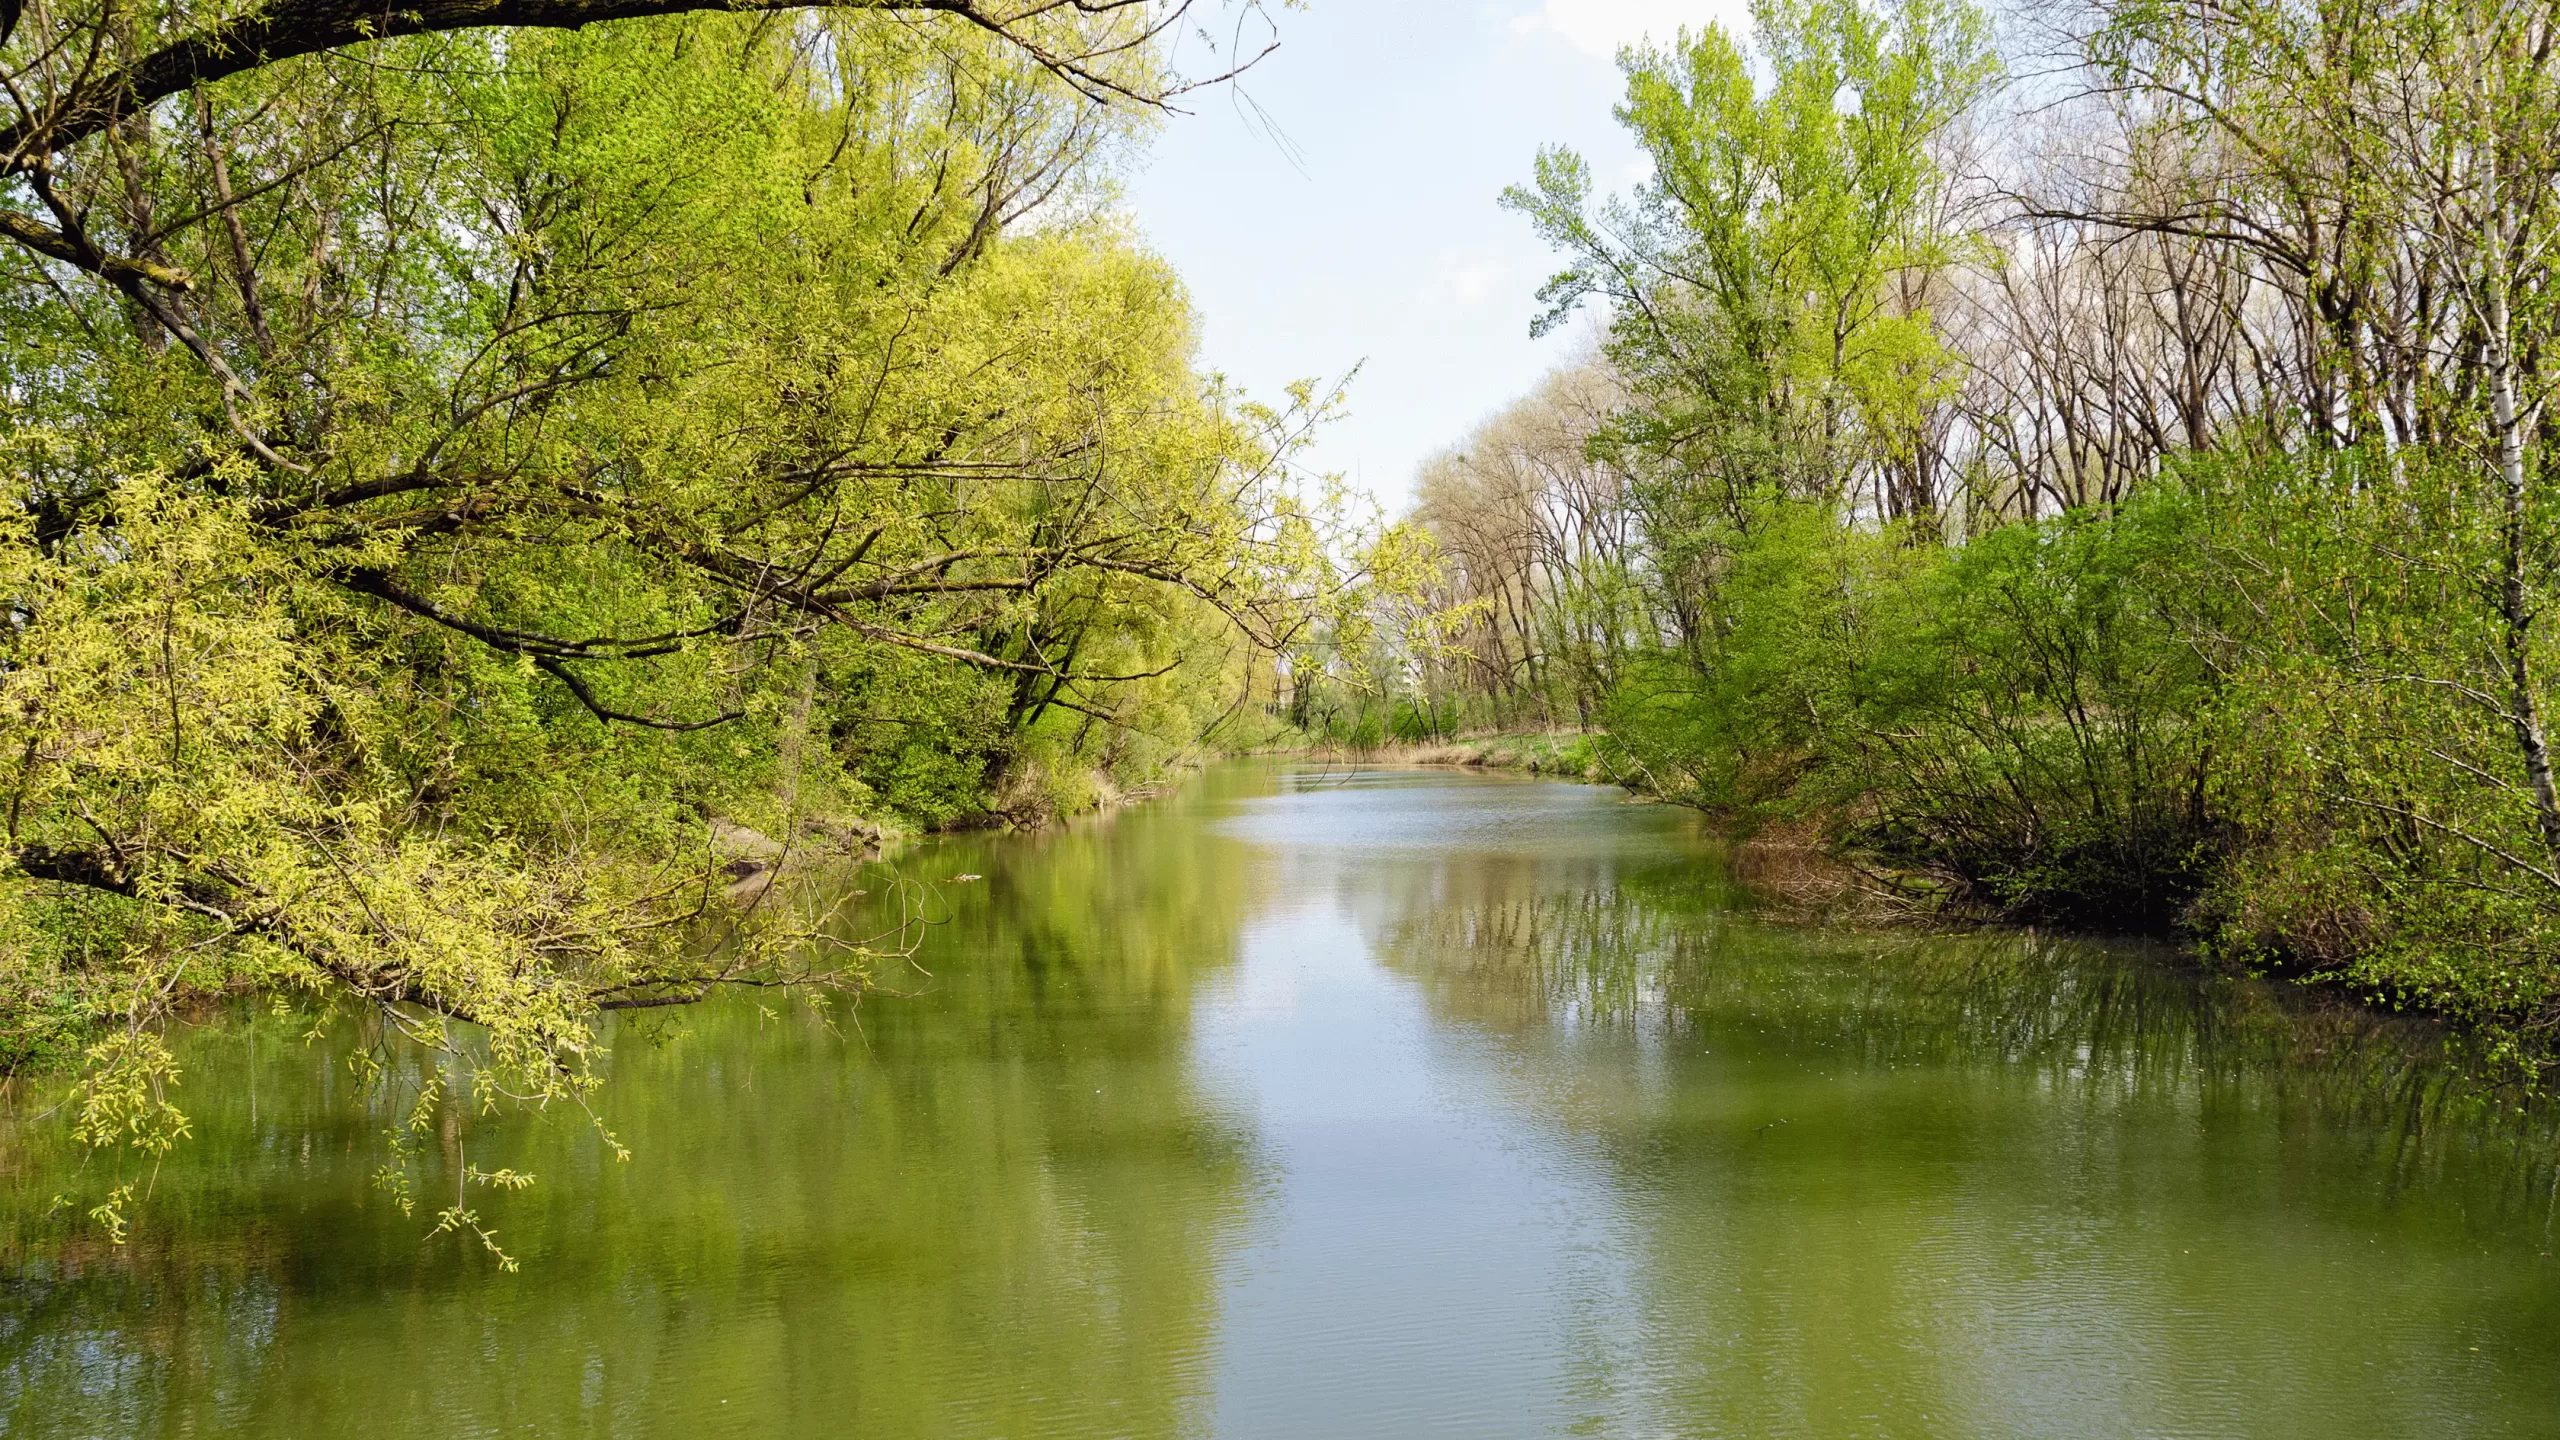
[0,0,1348,1143]
[1322,0,2560,1074]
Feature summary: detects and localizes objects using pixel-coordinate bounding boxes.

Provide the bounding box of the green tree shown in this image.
[0,0,1321,1205]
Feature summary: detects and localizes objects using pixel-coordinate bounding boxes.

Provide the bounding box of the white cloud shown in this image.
[1511,0,1751,56]
[1422,251,1509,307]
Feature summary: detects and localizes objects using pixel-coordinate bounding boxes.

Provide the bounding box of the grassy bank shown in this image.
[1279,730,1617,780]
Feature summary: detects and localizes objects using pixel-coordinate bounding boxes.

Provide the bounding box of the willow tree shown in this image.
[0,0,1324,1226]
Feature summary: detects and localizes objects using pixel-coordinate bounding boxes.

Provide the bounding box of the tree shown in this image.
[0,0,1319,1226]
[1505,0,1997,535]
[1438,0,2560,1063]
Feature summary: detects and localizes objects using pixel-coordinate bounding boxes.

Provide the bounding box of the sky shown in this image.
[1121,0,1753,513]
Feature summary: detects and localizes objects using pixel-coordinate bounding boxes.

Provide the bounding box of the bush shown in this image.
[1825,491,2224,929]
[1602,490,2224,931]
[2185,450,2560,1062]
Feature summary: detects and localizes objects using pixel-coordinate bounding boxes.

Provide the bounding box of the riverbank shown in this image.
[1275,730,2559,1086]
[1269,732,1897,924]
[1274,731,1616,781]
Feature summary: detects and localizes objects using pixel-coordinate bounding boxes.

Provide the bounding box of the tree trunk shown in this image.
[2489,277,2560,861]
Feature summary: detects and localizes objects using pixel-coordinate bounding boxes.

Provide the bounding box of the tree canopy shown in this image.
[0,0,1344,1226]
[1358,0,2560,1083]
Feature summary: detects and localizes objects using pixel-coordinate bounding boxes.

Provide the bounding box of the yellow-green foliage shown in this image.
[0,8,1337,1227]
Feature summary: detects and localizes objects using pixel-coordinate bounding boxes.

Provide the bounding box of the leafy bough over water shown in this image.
[0,0,1346,1246]
[0,774,1266,1296]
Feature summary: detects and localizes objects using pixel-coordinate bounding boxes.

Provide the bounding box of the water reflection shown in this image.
[1,763,2555,1439]
[1295,771,2560,1438]
[0,774,1268,1439]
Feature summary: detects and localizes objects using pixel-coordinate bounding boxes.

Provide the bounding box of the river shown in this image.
[4,764,2558,1437]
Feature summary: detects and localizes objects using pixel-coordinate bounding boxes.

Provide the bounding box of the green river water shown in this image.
[4,764,2559,1437]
